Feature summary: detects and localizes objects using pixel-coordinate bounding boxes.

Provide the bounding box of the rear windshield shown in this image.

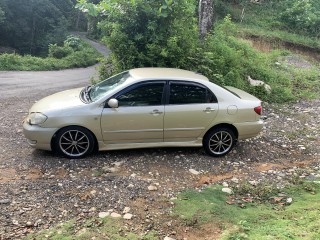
[222,86,241,99]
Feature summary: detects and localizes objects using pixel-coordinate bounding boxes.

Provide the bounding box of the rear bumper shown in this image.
[23,122,58,151]
[234,120,264,139]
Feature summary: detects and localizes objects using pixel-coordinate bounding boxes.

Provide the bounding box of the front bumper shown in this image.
[23,122,58,151]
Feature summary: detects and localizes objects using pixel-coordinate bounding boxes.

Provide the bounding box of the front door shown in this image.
[100,82,165,143]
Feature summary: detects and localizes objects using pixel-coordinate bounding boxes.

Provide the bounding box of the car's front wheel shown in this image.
[55,126,95,159]
[203,127,236,157]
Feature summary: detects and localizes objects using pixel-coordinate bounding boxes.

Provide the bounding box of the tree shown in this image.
[0,6,4,24]
[198,0,214,40]
[0,0,77,55]
[76,0,199,76]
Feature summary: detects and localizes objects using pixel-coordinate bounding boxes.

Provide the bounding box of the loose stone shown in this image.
[189,169,200,175]
[148,185,158,191]
[222,188,233,194]
[110,212,121,218]
[123,207,131,214]
[98,212,110,218]
[0,199,11,204]
[123,213,133,220]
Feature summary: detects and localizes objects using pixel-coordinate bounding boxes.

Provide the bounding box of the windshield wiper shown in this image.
[80,86,92,103]
[84,85,92,102]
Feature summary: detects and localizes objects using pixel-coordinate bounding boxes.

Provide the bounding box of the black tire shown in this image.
[55,126,95,159]
[203,127,236,157]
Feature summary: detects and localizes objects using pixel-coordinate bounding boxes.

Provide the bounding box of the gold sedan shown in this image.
[23,68,263,158]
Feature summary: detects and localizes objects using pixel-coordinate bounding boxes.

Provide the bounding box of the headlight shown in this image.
[27,112,48,125]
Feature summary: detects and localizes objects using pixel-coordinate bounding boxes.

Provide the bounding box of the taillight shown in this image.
[254,106,262,115]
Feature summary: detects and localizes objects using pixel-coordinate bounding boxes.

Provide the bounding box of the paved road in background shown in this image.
[0,32,110,99]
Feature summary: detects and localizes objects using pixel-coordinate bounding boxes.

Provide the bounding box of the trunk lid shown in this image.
[225,86,261,101]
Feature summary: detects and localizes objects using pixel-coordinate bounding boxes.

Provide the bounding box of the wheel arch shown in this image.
[51,125,99,152]
[203,123,239,145]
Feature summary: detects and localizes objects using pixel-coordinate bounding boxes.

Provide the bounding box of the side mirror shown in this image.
[108,98,119,108]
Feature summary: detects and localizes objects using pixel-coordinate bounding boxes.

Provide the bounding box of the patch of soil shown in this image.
[245,35,320,61]
[0,168,17,183]
[175,223,222,240]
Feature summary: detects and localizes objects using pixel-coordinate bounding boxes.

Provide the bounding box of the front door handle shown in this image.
[150,109,163,115]
[203,107,215,113]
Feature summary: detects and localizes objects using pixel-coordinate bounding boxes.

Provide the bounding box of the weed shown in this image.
[25,217,158,240]
[232,180,280,201]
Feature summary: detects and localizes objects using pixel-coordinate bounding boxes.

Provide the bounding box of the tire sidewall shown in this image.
[203,127,235,157]
[55,126,95,159]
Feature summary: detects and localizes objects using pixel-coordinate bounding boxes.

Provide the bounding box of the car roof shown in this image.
[129,68,209,82]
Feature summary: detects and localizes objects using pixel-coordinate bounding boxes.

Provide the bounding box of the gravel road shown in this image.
[0,38,319,239]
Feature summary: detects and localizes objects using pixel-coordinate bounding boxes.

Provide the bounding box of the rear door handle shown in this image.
[203,107,215,113]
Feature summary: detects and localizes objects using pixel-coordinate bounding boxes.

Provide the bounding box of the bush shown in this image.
[64,35,82,50]
[0,40,101,71]
[48,44,73,59]
[280,0,320,38]
[97,0,199,76]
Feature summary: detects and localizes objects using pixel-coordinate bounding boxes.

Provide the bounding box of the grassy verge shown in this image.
[24,217,158,240]
[238,25,320,50]
[173,179,320,239]
[191,17,320,103]
[0,40,102,71]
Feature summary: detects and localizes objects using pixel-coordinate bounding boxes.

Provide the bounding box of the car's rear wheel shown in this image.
[55,126,95,159]
[203,127,235,157]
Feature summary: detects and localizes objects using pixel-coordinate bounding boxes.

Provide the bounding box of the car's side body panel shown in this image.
[100,105,164,143]
[163,103,218,141]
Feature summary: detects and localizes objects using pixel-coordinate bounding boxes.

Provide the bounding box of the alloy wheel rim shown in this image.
[59,130,90,157]
[209,131,233,155]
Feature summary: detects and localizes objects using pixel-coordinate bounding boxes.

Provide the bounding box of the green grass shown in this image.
[212,1,320,104]
[0,41,102,71]
[24,217,158,240]
[173,180,320,240]
[197,18,320,103]
[238,25,320,50]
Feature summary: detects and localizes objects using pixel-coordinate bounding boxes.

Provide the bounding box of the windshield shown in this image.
[89,71,130,102]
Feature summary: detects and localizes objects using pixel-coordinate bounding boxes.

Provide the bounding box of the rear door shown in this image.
[164,81,219,142]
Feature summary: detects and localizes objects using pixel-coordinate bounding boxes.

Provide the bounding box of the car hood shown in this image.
[29,88,85,113]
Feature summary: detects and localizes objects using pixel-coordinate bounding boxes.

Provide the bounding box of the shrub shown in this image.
[48,44,73,59]
[64,35,82,50]
[0,40,101,71]
[280,0,320,38]
[96,0,199,76]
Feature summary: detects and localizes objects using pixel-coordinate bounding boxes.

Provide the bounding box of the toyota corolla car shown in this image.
[23,68,263,159]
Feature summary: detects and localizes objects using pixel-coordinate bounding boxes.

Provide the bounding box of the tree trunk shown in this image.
[199,0,214,40]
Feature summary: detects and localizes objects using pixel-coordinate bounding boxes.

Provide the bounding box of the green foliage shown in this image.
[64,35,82,50]
[0,39,101,70]
[25,217,158,240]
[0,0,82,56]
[78,0,198,75]
[219,0,320,40]
[79,0,319,103]
[280,0,320,38]
[173,180,320,240]
[0,6,4,23]
[48,44,73,59]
